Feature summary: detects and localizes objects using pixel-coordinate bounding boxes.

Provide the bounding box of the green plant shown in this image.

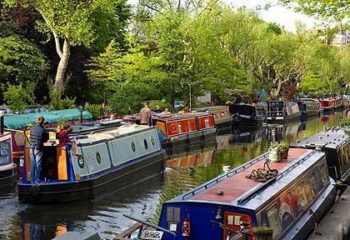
[149,100,170,111]
[49,88,76,110]
[85,104,103,120]
[4,84,32,113]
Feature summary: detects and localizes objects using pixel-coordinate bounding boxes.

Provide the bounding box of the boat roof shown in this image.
[153,112,211,121]
[75,124,152,144]
[194,105,229,112]
[49,108,93,121]
[70,120,122,134]
[166,148,324,211]
[291,128,348,150]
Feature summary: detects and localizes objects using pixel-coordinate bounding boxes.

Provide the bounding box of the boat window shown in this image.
[131,142,136,152]
[304,175,316,202]
[223,212,253,240]
[0,138,11,166]
[144,139,148,149]
[166,207,180,223]
[77,155,84,168]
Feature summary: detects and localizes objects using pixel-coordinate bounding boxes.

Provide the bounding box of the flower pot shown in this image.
[281,148,289,159]
[269,147,282,162]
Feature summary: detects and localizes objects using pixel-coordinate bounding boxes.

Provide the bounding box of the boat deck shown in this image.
[192,148,311,204]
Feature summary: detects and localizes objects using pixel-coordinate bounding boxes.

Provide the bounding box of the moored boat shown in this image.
[0,132,17,191]
[158,148,336,240]
[152,113,217,155]
[266,101,301,123]
[230,103,266,129]
[291,128,350,185]
[319,98,336,112]
[297,98,320,119]
[194,106,232,133]
[18,125,165,203]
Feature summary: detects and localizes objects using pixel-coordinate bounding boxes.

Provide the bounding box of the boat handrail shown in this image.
[181,153,269,200]
[237,150,316,205]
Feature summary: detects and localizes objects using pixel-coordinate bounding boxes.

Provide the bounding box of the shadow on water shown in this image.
[0,111,347,240]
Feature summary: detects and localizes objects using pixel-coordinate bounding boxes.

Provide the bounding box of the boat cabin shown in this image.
[266,101,301,122]
[319,98,336,111]
[18,125,165,203]
[158,148,335,240]
[297,98,319,117]
[0,132,17,191]
[230,103,266,127]
[291,128,350,184]
[194,106,232,129]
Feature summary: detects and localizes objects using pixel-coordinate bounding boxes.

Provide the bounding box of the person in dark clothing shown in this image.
[30,116,49,183]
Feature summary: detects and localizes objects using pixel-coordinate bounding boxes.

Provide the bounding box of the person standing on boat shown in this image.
[140,101,152,125]
[30,116,49,183]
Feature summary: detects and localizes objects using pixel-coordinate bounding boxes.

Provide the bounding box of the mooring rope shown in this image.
[245,161,278,182]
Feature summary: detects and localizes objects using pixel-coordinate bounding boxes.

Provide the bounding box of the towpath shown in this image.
[308,188,350,240]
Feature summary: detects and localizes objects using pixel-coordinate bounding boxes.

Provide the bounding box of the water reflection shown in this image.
[0,111,347,240]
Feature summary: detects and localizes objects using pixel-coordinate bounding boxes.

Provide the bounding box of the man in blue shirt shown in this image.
[30,116,48,183]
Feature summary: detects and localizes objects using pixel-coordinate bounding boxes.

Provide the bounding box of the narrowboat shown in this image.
[230,103,266,128]
[152,113,217,156]
[0,132,17,191]
[158,148,336,240]
[194,106,232,133]
[297,98,319,119]
[342,97,350,109]
[319,98,337,112]
[291,128,350,185]
[18,125,165,203]
[266,101,301,123]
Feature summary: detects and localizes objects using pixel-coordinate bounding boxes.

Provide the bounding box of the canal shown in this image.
[0,111,347,240]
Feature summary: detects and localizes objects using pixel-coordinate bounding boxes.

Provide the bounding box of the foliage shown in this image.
[149,100,170,111]
[49,88,76,110]
[4,84,32,113]
[0,34,48,87]
[85,104,103,120]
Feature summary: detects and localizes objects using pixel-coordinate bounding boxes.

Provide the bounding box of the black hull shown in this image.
[215,119,233,135]
[232,116,264,130]
[0,165,17,192]
[162,128,217,156]
[18,151,165,204]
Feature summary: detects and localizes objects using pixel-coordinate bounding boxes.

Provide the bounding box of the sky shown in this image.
[229,0,317,32]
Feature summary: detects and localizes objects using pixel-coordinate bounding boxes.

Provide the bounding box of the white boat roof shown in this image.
[76,124,152,144]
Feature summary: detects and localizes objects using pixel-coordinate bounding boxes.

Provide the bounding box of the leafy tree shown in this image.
[0,34,48,102]
[4,84,32,113]
[5,0,131,96]
[280,0,350,21]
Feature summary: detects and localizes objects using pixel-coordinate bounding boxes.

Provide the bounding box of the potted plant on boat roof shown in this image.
[279,140,289,160]
[268,140,289,162]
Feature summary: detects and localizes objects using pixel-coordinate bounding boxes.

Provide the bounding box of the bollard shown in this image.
[253,227,274,240]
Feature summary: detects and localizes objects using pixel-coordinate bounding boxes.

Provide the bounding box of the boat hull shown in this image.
[0,164,17,192]
[162,128,217,155]
[18,150,165,204]
[266,112,301,123]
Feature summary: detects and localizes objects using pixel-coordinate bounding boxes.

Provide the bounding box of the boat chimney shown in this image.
[0,110,4,134]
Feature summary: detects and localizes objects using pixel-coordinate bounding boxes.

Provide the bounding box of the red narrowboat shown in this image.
[153,113,217,155]
[194,106,232,134]
[319,98,336,112]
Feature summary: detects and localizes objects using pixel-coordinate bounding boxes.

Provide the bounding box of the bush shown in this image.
[49,88,76,110]
[85,104,103,119]
[149,100,170,111]
[4,84,32,113]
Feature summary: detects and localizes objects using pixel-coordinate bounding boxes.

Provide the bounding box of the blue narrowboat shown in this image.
[0,132,17,192]
[18,125,165,203]
[158,148,336,240]
[291,128,350,185]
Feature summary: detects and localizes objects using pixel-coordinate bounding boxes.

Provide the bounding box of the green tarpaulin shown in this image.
[49,108,93,121]
[4,108,93,129]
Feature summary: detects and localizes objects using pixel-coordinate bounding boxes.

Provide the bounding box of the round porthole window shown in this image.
[78,156,84,168]
[151,136,155,146]
[96,152,101,164]
[131,142,136,152]
[144,139,148,149]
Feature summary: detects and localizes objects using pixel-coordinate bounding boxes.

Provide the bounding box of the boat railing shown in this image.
[237,150,317,205]
[181,153,269,200]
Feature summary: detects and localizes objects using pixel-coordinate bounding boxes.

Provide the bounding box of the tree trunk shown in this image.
[54,38,70,96]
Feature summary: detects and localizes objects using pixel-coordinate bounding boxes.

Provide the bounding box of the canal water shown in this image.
[0,111,347,240]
